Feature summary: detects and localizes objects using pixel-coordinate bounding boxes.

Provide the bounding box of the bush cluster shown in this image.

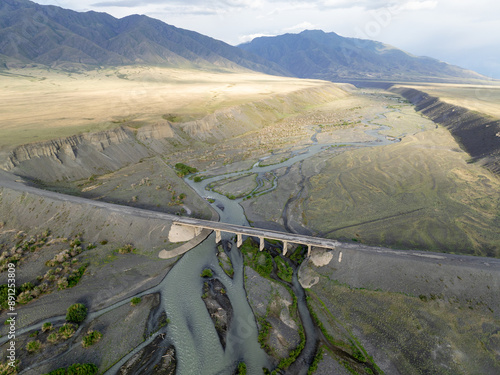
[44,363,98,375]
[174,163,198,177]
[200,268,213,278]
[66,303,87,324]
[82,330,103,348]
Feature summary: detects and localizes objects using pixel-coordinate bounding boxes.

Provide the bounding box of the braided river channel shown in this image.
[104,109,399,375]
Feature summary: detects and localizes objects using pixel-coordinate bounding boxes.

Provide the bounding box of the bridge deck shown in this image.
[171,218,339,250]
[0,174,338,251]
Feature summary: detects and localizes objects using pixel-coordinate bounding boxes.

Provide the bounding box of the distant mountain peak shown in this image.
[239,29,486,82]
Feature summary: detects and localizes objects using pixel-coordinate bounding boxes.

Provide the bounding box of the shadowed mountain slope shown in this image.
[0,0,287,74]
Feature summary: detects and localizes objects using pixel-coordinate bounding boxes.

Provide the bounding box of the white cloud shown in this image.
[282,21,318,33]
[397,0,438,11]
[238,33,275,44]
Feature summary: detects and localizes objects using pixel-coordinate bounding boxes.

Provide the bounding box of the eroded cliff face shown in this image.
[3,127,153,182]
[392,87,500,175]
[1,84,351,182]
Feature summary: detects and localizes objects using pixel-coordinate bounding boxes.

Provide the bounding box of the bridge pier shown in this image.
[194,226,202,236]
[236,233,243,248]
[307,244,312,257]
[282,241,288,256]
[215,230,221,244]
[259,237,265,251]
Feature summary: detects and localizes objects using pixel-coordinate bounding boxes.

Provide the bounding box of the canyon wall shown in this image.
[392,87,500,175]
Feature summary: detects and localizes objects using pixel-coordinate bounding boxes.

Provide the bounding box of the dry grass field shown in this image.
[0,66,334,150]
[392,82,500,119]
[301,127,500,256]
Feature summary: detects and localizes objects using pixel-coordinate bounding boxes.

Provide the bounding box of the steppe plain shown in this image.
[0,66,499,374]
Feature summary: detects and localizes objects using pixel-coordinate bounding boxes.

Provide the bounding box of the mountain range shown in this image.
[238,30,485,81]
[0,0,487,82]
[0,0,286,75]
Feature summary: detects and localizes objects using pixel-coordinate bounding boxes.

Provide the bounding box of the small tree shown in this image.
[66,303,87,324]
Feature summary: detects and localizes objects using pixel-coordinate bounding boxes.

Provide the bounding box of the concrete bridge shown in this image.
[170,216,339,256]
[0,172,338,257]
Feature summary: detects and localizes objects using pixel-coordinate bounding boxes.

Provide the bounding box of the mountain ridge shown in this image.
[238,29,487,82]
[0,0,490,83]
[0,0,287,74]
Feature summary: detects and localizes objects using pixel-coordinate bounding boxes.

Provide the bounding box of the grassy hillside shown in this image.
[301,127,500,256]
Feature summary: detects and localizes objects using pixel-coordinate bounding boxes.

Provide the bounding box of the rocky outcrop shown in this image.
[392,87,500,174]
[4,126,152,181]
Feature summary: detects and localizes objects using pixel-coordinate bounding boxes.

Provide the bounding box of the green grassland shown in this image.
[307,278,500,375]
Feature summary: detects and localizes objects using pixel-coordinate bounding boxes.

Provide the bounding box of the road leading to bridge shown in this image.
[0,171,338,256]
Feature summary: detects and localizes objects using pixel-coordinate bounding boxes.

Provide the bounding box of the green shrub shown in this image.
[47,332,59,343]
[46,369,66,375]
[0,284,19,310]
[275,256,293,282]
[200,268,213,278]
[174,163,198,177]
[193,176,203,182]
[236,362,247,375]
[59,323,76,339]
[66,303,87,324]
[82,330,103,348]
[67,264,88,288]
[307,347,324,374]
[45,363,99,375]
[29,330,39,337]
[20,282,35,292]
[0,360,19,374]
[131,297,141,306]
[67,363,99,375]
[117,244,135,254]
[42,322,53,332]
[26,340,42,353]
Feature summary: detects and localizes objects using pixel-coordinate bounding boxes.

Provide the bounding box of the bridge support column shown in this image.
[259,237,265,251]
[195,227,202,236]
[307,244,312,257]
[215,230,221,244]
[282,241,288,256]
[236,233,242,248]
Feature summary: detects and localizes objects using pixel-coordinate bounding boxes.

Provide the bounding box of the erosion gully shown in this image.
[15,108,400,375]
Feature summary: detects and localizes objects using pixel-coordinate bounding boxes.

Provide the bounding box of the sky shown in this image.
[33,0,500,79]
